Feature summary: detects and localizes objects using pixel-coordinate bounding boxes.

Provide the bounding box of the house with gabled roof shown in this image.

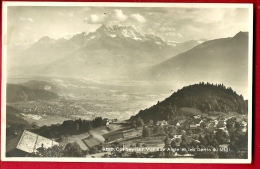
[216,120,226,128]
[240,121,247,127]
[190,124,198,130]
[193,115,201,119]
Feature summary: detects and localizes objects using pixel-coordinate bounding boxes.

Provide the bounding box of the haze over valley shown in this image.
[6,23,250,126]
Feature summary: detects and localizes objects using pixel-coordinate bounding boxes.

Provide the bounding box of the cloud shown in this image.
[130,13,146,23]
[84,14,104,24]
[89,14,100,23]
[83,9,146,25]
[111,9,127,21]
[20,17,34,22]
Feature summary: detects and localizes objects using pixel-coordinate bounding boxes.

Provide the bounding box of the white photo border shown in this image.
[1,1,253,163]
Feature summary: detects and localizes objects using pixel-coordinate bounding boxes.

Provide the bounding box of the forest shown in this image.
[131,83,248,123]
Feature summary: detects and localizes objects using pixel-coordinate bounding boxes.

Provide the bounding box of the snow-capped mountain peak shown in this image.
[85,24,166,44]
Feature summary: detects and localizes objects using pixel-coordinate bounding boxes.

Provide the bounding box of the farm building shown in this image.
[189,124,198,130]
[102,131,124,143]
[6,130,59,157]
[102,118,117,126]
[83,136,101,149]
[123,129,142,139]
[219,144,229,149]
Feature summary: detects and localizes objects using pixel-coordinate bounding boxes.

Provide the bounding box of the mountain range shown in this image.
[7,25,249,97]
[8,24,204,78]
[133,31,249,93]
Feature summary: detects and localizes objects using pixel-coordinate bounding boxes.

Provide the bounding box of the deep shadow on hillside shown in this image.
[131,83,248,122]
[6,83,59,103]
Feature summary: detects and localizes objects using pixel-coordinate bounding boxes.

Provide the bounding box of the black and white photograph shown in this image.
[1,2,253,163]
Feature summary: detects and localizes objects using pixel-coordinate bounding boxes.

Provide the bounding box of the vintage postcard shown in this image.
[1,2,253,163]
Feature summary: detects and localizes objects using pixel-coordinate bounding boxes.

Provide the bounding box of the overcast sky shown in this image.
[7,6,250,43]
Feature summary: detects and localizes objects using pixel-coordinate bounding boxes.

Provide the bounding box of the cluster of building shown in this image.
[101,118,118,126]
[155,114,247,135]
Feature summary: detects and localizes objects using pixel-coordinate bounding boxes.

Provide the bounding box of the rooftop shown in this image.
[16,130,59,153]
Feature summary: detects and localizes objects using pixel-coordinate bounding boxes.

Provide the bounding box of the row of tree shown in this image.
[31,117,104,139]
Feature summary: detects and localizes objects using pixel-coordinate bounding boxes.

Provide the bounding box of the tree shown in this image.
[180,140,188,149]
[199,135,208,146]
[64,142,85,157]
[142,127,151,137]
[149,119,154,126]
[211,139,219,148]
[164,135,172,148]
[75,123,79,131]
[28,144,85,157]
[89,146,99,154]
[102,154,110,158]
[132,120,137,128]
[86,122,92,131]
[181,134,188,143]
[216,129,229,144]
[171,139,177,148]
[35,145,64,157]
[105,137,110,143]
[31,122,38,128]
[136,118,144,127]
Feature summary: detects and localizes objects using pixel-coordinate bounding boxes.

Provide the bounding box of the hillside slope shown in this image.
[131,83,248,122]
[6,83,59,103]
[134,32,249,94]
